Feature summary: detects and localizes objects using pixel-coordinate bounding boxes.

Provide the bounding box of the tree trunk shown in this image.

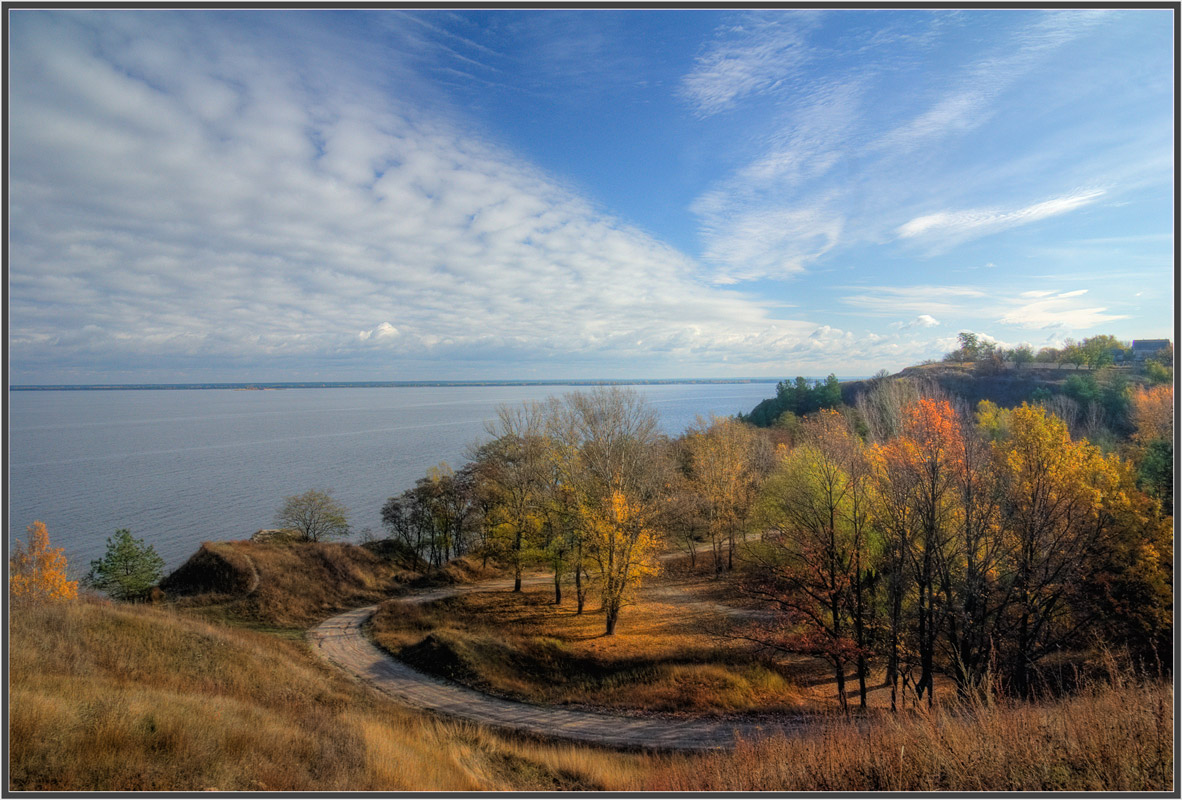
[513,528,522,592]
[888,542,903,712]
[835,657,848,714]
[605,603,618,636]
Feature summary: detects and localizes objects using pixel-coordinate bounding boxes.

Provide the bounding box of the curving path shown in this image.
[308,572,810,751]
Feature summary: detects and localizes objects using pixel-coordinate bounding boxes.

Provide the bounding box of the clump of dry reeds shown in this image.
[640,678,1173,791]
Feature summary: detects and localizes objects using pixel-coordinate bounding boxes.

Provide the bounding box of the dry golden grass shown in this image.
[7,594,652,791]
[160,540,417,629]
[10,579,1171,791]
[372,574,815,716]
[372,557,956,715]
[641,680,1173,791]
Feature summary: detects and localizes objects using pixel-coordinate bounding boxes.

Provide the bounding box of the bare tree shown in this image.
[275,489,349,542]
[477,402,550,591]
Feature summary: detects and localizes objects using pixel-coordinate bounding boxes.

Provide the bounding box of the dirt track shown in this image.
[308,572,809,751]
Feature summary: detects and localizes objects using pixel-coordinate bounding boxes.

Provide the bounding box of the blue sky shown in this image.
[7,9,1175,383]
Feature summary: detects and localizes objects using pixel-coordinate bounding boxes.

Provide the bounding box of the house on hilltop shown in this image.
[1131,339,1170,361]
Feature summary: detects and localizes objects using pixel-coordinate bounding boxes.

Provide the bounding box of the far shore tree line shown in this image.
[11,349,1173,708]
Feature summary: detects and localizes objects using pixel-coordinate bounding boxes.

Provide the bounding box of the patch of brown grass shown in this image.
[11,593,1168,792]
[371,580,807,716]
[160,540,417,628]
[8,595,653,791]
[642,681,1173,791]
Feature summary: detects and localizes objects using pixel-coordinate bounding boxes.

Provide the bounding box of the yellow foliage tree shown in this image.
[686,415,766,575]
[10,521,78,602]
[584,490,660,635]
[997,403,1122,697]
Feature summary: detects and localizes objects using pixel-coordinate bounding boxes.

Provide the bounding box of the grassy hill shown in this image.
[744,361,1156,429]
[9,537,1172,791]
[8,592,662,791]
[159,539,420,630]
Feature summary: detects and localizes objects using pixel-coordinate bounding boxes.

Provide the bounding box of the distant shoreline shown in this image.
[10,378,785,392]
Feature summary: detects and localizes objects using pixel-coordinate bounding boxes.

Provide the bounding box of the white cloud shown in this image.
[843,283,1126,335]
[997,293,1128,330]
[679,12,820,117]
[9,12,884,381]
[891,314,941,330]
[358,322,400,342]
[689,75,862,282]
[896,189,1105,247]
[874,10,1112,151]
[841,286,987,317]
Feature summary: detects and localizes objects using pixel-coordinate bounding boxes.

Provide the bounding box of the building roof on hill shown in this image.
[1132,339,1170,350]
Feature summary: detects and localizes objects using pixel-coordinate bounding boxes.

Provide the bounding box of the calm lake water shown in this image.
[7,383,777,574]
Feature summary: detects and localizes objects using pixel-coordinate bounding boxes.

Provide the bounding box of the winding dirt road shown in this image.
[308,572,809,751]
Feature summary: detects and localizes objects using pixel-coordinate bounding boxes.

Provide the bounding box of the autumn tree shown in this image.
[1130,384,1173,514]
[1131,384,1173,445]
[872,398,962,707]
[1074,455,1173,672]
[941,411,1008,697]
[686,415,767,575]
[1035,346,1060,366]
[1010,344,1035,368]
[536,398,585,605]
[868,434,917,710]
[1058,339,1087,370]
[563,387,667,634]
[1081,334,1126,369]
[746,410,873,711]
[656,436,707,570]
[585,490,661,635]
[995,404,1122,697]
[380,492,431,562]
[10,521,78,602]
[423,463,476,564]
[275,489,350,542]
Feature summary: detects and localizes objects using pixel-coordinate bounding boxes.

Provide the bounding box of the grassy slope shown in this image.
[160,539,418,630]
[370,554,958,715]
[10,538,1173,791]
[8,594,658,791]
[746,362,1154,426]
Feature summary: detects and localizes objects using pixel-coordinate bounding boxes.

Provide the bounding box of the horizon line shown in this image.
[8,377,821,391]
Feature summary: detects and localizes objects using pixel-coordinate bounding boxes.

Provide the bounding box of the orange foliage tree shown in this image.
[1130,384,1173,444]
[10,521,78,602]
[873,398,963,707]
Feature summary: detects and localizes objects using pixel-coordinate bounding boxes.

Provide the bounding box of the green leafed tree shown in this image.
[1080,334,1126,369]
[85,529,164,601]
[275,489,350,542]
[1010,344,1034,368]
